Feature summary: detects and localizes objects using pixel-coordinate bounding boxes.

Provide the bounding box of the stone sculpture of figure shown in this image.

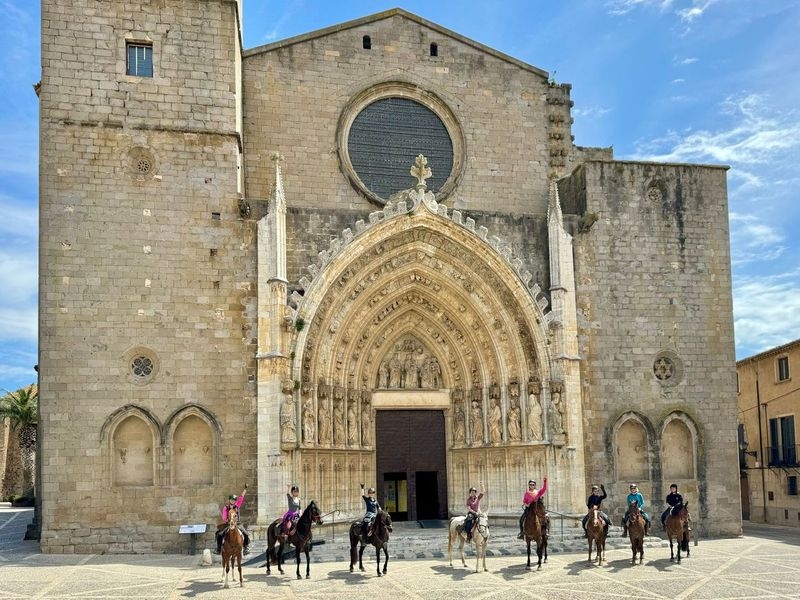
[318,400,331,445]
[332,400,344,445]
[507,397,521,441]
[378,360,389,388]
[280,394,296,443]
[452,402,466,444]
[527,392,543,440]
[488,399,502,444]
[430,357,442,388]
[361,400,372,446]
[389,353,402,388]
[550,387,564,434]
[302,397,316,445]
[490,379,501,400]
[403,355,419,388]
[347,401,359,445]
[471,400,484,445]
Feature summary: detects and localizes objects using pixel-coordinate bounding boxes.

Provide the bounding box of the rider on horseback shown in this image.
[464,482,485,542]
[517,477,547,539]
[280,484,302,537]
[360,483,381,538]
[661,483,692,531]
[581,484,611,535]
[622,483,650,536]
[215,484,250,555]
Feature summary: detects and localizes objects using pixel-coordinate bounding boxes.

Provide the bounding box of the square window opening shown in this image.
[127,42,153,77]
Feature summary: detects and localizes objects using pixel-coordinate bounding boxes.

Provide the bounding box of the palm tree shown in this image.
[0,384,38,496]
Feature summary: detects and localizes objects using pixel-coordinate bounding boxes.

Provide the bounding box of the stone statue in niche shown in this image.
[347,400,359,445]
[361,398,372,446]
[389,352,402,388]
[403,354,419,388]
[507,396,521,441]
[302,397,316,445]
[280,394,297,443]
[527,390,543,440]
[489,379,501,400]
[453,402,466,444]
[488,399,502,444]
[318,399,331,445]
[377,360,389,388]
[549,383,565,435]
[421,356,442,388]
[332,399,344,446]
[470,399,484,445]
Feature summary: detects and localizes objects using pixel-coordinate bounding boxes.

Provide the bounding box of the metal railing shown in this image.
[767,444,799,467]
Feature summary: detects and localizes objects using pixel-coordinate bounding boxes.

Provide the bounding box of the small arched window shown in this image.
[430,43,438,57]
[362,35,371,50]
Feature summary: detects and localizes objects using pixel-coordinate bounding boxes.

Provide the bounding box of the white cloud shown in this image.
[0,306,37,344]
[573,106,612,119]
[733,271,800,358]
[607,0,675,16]
[729,213,786,266]
[632,93,800,165]
[672,78,685,84]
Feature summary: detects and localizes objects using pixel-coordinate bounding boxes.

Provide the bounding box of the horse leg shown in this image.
[304,547,311,579]
[375,544,381,577]
[460,535,467,567]
[447,526,454,567]
[588,537,593,563]
[382,544,388,575]
[359,543,366,571]
[526,540,532,570]
[537,539,543,570]
[237,551,244,587]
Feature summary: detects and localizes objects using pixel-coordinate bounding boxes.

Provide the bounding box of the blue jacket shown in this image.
[626,491,646,509]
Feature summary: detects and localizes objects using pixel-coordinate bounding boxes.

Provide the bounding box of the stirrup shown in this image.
[243,547,250,555]
[517,532,524,539]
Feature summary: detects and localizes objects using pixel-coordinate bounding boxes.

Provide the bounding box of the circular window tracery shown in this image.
[124,346,159,385]
[337,82,465,206]
[653,351,683,387]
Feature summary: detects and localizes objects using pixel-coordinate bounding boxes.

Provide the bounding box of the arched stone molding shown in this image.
[292,192,553,396]
[100,404,161,488]
[660,411,699,482]
[163,404,222,487]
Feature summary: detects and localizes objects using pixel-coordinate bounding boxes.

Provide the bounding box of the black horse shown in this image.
[266,500,323,579]
[349,509,392,576]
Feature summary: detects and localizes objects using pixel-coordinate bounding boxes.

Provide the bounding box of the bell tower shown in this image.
[38,1,250,552]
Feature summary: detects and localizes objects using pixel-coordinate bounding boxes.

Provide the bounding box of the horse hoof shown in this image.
[377,572,382,577]
[349,566,353,573]
[359,567,365,572]
[305,574,310,579]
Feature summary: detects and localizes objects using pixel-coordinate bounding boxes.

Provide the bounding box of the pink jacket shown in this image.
[522,478,548,507]
[221,494,245,521]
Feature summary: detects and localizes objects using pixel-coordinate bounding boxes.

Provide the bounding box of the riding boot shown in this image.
[622,525,627,537]
[243,545,250,555]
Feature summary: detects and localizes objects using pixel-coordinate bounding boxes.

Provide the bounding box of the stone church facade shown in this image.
[37,1,740,552]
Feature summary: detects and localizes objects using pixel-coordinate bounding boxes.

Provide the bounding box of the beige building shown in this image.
[37,2,740,552]
[738,339,800,526]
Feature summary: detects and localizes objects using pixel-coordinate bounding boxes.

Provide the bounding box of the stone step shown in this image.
[245,521,675,566]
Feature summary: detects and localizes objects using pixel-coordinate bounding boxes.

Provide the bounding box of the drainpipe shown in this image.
[753,359,767,523]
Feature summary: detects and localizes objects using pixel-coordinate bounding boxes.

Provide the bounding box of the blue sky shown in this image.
[1,0,799,393]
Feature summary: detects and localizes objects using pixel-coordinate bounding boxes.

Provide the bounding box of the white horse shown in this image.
[448,511,490,572]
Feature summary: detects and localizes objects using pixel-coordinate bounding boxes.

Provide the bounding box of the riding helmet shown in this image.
[469,486,477,493]
[229,494,237,501]
[367,487,376,493]
[528,479,536,485]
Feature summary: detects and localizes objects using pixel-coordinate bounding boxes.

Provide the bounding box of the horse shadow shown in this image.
[325,568,376,584]
[492,563,547,580]
[430,564,480,581]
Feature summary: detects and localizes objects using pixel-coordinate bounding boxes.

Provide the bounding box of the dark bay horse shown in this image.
[585,506,606,566]
[448,511,490,572]
[349,509,393,576]
[522,500,548,570]
[221,506,244,588]
[266,500,323,579]
[627,501,645,565]
[665,501,690,563]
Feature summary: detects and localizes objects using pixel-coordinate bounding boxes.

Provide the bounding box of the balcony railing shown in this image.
[767,444,799,467]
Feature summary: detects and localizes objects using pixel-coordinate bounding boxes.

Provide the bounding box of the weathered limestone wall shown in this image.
[568,160,740,536]
[38,0,253,553]
[242,12,563,216]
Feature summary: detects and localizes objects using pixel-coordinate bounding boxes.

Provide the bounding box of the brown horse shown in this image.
[220,506,244,588]
[665,501,691,563]
[447,511,490,572]
[627,501,645,565]
[522,500,548,570]
[349,509,393,576]
[585,506,606,565]
[266,500,323,579]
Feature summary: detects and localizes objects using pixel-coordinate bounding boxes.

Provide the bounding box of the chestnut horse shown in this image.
[448,511,490,572]
[665,501,691,563]
[522,500,548,571]
[220,506,244,588]
[266,500,323,579]
[627,501,645,565]
[585,506,606,565]
[349,509,393,576]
